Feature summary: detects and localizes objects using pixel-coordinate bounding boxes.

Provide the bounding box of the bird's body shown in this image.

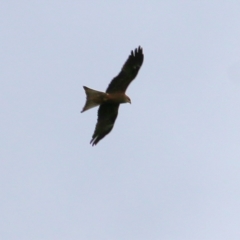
[81,46,144,146]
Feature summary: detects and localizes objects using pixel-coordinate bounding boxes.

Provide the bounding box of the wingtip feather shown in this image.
[90,138,97,146]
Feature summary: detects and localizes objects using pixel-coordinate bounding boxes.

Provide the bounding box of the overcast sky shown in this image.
[1,1,240,239]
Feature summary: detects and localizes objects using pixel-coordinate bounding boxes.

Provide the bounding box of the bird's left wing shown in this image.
[90,103,120,146]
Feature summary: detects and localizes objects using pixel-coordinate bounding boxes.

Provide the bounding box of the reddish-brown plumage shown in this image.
[106,93,131,104]
[81,46,144,145]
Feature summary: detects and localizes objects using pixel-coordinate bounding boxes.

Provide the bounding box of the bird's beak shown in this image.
[129,100,131,104]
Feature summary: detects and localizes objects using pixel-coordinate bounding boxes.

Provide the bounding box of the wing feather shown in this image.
[90,103,120,146]
[106,46,144,93]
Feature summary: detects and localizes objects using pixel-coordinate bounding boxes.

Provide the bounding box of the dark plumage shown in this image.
[81,46,144,146]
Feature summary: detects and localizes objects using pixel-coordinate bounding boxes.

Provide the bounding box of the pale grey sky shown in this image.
[1,1,240,239]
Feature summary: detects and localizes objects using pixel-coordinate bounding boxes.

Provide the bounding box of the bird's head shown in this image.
[125,95,131,104]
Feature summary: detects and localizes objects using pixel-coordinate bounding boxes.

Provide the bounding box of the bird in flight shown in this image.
[81,46,144,146]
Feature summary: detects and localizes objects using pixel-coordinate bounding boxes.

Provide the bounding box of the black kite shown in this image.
[81,46,144,146]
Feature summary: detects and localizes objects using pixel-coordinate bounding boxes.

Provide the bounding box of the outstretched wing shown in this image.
[106,46,144,93]
[90,103,120,146]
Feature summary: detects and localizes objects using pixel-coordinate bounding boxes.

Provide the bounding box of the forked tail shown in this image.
[81,86,107,113]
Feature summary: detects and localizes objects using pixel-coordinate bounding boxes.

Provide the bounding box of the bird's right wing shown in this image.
[106,46,144,93]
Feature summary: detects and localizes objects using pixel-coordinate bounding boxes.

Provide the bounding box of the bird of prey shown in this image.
[81,46,144,146]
